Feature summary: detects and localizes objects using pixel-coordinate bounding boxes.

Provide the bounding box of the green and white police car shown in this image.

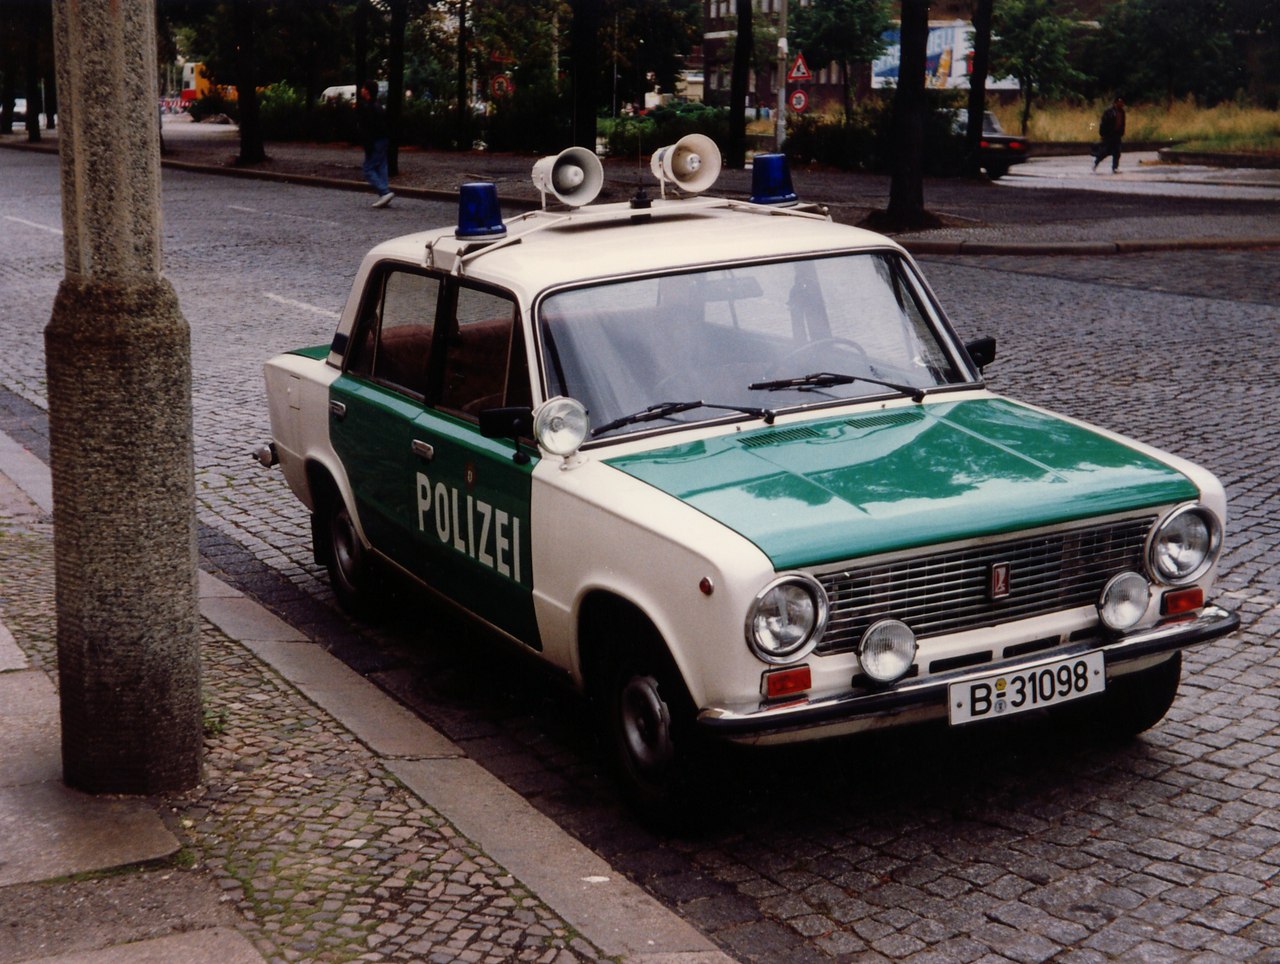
[261,142,1238,816]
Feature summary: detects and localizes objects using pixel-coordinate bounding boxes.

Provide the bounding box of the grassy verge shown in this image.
[989,98,1280,154]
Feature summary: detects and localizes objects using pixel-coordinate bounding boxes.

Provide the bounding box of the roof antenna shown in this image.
[627,118,650,213]
[627,116,651,217]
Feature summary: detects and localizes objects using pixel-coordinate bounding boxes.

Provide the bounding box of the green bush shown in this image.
[783,94,982,176]
[602,115,658,158]
[602,102,730,159]
[783,103,889,171]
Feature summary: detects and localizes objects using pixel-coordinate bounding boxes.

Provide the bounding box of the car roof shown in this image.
[367,197,904,302]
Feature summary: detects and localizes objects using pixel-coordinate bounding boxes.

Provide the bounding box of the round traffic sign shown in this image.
[789,89,808,113]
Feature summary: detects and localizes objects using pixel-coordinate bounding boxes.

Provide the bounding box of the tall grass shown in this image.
[989,98,1280,152]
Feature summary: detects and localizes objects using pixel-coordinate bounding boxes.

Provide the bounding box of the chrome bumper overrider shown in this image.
[697,605,1239,743]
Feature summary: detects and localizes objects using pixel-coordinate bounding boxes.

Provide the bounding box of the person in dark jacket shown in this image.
[1092,97,1126,173]
[357,81,395,208]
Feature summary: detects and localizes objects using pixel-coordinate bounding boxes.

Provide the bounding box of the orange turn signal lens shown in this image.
[763,665,811,700]
[1162,586,1204,616]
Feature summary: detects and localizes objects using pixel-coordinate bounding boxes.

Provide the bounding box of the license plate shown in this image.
[948,651,1105,725]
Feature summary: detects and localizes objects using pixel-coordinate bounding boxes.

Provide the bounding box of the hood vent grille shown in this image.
[844,411,920,431]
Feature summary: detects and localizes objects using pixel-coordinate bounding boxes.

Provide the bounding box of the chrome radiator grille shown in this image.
[815,516,1155,655]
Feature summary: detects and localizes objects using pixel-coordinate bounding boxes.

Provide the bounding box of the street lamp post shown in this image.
[775,0,788,151]
[47,0,202,794]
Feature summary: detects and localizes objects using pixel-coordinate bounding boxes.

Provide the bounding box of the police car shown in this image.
[260,138,1238,818]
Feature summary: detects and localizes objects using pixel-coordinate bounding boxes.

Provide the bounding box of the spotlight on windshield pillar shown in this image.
[750,153,798,206]
[456,182,507,240]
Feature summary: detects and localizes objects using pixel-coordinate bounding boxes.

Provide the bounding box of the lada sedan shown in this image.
[260,143,1238,819]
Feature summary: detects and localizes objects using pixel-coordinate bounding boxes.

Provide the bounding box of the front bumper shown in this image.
[697,604,1239,745]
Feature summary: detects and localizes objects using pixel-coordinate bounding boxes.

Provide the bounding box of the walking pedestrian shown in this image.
[357,81,395,208]
[1092,97,1126,173]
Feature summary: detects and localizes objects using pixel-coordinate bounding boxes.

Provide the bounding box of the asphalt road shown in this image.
[2,147,1279,962]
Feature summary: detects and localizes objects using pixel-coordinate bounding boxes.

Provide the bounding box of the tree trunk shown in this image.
[885,0,929,228]
[387,0,407,175]
[43,60,56,131]
[568,0,600,150]
[456,0,469,148]
[354,0,367,96]
[727,0,752,168]
[233,0,266,164]
[24,0,41,143]
[964,0,993,178]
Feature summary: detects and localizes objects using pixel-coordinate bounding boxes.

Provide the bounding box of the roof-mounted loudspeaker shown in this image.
[650,133,721,197]
[532,147,604,208]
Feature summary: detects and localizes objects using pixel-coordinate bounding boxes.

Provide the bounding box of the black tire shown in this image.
[597,629,706,827]
[317,488,376,618]
[1070,652,1182,739]
[986,163,1009,179]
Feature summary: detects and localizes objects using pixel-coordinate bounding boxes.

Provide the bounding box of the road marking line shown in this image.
[265,292,340,319]
[4,216,62,236]
[229,204,341,227]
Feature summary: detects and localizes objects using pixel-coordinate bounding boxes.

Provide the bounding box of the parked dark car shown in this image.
[954,110,1028,179]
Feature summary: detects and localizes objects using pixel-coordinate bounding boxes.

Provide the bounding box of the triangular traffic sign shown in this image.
[788,52,812,82]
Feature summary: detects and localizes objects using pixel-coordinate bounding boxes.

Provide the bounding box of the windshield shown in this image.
[537,251,968,439]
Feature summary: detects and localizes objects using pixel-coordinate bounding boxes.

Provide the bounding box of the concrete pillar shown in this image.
[46,0,202,793]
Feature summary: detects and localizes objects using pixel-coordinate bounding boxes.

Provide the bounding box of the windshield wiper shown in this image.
[749,371,927,403]
[591,399,776,437]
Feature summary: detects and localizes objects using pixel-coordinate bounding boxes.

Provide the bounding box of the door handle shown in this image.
[329,400,347,420]
[412,439,435,461]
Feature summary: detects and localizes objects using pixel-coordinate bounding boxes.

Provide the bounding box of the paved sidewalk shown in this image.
[0,434,729,963]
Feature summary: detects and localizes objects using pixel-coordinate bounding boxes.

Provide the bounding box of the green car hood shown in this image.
[603,398,1198,569]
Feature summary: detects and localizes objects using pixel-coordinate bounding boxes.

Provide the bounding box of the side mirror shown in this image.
[965,336,997,373]
[479,406,535,464]
[479,406,534,441]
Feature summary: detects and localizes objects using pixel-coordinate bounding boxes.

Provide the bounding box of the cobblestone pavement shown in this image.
[0,483,602,962]
[2,142,1280,962]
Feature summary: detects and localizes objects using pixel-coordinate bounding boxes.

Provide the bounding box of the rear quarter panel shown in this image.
[264,352,342,512]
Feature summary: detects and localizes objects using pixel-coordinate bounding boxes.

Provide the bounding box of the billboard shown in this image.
[872,20,1020,91]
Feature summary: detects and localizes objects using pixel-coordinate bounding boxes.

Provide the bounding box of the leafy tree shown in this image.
[1085,0,1244,106]
[598,0,701,111]
[990,0,1084,133]
[791,0,890,120]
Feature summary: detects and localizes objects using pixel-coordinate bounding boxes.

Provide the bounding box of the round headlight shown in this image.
[1149,505,1221,585]
[533,396,589,457]
[1099,571,1151,631]
[745,575,828,664]
[858,619,917,684]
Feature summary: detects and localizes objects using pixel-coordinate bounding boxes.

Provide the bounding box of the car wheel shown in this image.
[1072,652,1182,739]
[598,630,704,826]
[985,163,1009,179]
[319,490,375,617]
